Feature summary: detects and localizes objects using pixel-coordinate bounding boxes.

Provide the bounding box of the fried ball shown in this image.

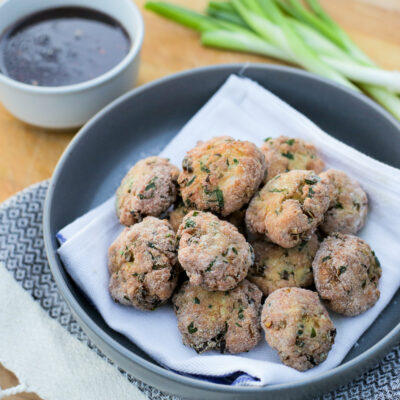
[177,211,254,291]
[178,136,266,217]
[261,136,325,182]
[312,233,381,316]
[245,170,330,248]
[173,280,262,354]
[248,234,318,295]
[262,287,336,371]
[108,217,178,310]
[319,169,368,235]
[116,156,180,226]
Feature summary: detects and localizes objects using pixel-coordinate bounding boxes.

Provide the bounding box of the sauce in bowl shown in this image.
[0,7,131,87]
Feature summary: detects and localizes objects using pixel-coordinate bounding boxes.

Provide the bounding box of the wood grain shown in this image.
[0,1,399,398]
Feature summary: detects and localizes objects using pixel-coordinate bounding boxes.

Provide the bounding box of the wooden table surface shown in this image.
[1,0,399,398]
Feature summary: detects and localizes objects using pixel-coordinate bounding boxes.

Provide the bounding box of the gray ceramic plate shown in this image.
[43,64,400,400]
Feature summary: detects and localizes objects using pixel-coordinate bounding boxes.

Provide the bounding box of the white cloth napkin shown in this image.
[57,75,400,387]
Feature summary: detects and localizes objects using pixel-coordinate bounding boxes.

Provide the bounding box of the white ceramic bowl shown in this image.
[0,0,144,129]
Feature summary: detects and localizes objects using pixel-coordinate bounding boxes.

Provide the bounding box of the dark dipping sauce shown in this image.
[0,7,131,87]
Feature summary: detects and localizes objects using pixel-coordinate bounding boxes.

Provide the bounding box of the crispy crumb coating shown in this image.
[262,287,336,371]
[312,233,381,316]
[173,280,262,354]
[319,169,368,235]
[178,136,266,216]
[248,234,318,295]
[177,211,254,291]
[261,136,325,182]
[116,156,180,226]
[245,170,330,248]
[108,217,178,310]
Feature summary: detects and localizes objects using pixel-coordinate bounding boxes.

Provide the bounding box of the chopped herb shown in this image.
[297,329,303,335]
[338,265,347,275]
[279,270,290,280]
[186,175,196,186]
[285,138,295,145]
[298,240,308,251]
[233,158,239,164]
[132,272,138,277]
[311,327,316,338]
[137,194,145,200]
[295,339,305,347]
[269,188,286,193]
[334,202,344,209]
[235,322,242,328]
[208,304,213,309]
[152,264,165,270]
[148,242,156,249]
[215,188,224,210]
[264,137,272,142]
[362,280,367,289]
[120,250,124,256]
[307,187,315,198]
[371,250,381,267]
[184,219,196,229]
[200,162,210,173]
[194,297,200,304]
[226,159,230,167]
[238,307,244,319]
[322,255,331,262]
[206,258,216,272]
[193,211,199,216]
[165,233,173,238]
[305,178,319,185]
[145,177,157,191]
[281,152,294,160]
[231,247,238,255]
[188,322,198,334]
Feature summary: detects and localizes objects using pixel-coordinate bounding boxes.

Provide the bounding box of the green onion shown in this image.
[145,0,400,121]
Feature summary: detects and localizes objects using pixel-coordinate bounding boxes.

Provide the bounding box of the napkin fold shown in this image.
[57,75,400,387]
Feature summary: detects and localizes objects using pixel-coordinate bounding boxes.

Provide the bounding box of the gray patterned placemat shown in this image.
[0,180,399,400]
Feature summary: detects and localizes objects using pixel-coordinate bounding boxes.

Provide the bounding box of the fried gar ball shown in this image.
[245,170,330,248]
[261,136,325,182]
[248,234,319,296]
[178,136,266,217]
[312,233,381,316]
[262,287,336,371]
[173,280,262,354]
[116,156,180,226]
[319,169,368,235]
[177,211,254,291]
[108,217,178,310]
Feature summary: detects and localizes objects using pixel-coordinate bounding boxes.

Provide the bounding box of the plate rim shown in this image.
[43,62,400,395]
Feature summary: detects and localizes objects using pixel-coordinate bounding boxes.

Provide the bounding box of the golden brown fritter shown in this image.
[319,169,368,235]
[261,136,325,182]
[262,287,336,371]
[108,217,178,310]
[245,170,330,248]
[178,136,266,217]
[177,211,254,291]
[248,234,319,295]
[312,233,381,316]
[116,156,180,226]
[173,280,262,354]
